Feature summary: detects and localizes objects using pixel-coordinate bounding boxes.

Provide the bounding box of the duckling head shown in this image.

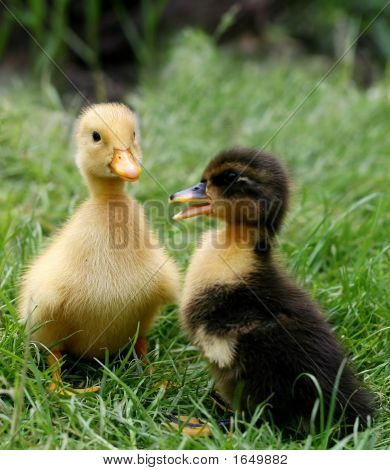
[170,148,289,236]
[75,103,142,187]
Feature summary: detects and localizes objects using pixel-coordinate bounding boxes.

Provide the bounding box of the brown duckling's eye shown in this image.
[92,131,101,142]
[213,170,239,186]
[223,170,239,185]
[225,171,238,183]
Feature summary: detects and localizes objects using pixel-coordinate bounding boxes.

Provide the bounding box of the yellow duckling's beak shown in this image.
[110,148,142,182]
[170,181,212,221]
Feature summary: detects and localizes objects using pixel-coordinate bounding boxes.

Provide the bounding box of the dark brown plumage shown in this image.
[171,147,374,432]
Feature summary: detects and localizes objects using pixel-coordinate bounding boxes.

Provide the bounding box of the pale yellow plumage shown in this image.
[18,103,179,365]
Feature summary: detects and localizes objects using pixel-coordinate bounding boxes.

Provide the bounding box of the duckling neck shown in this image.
[84,173,127,199]
[223,223,271,254]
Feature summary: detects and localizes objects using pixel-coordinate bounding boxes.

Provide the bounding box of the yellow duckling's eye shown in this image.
[92,131,101,142]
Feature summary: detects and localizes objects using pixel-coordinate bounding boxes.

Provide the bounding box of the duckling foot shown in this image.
[47,351,100,396]
[135,336,148,359]
[135,336,155,373]
[167,415,213,437]
[48,382,100,396]
[72,385,101,394]
[167,415,232,437]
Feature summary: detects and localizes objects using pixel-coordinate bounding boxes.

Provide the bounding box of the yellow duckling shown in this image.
[19,103,179,394]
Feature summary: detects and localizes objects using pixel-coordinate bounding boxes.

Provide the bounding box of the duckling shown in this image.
[170,147,373,430]
[19,103,179,394]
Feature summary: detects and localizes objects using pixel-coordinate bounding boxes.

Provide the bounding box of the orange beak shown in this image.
[110,148,142,182]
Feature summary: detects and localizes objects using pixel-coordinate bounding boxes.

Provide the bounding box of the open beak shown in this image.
[169,181,212,221]
[110,148,142,182]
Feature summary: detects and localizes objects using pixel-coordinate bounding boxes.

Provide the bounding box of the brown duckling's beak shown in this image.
[110,148,142,182]
[169,181,212,221]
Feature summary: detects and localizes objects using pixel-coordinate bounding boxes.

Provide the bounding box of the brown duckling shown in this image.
[19,103,179,394]
[170,147,373,431]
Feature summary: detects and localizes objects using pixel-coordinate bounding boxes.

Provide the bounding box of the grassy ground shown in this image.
[0,31,389,449]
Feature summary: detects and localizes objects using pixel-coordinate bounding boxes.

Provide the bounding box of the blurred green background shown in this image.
[1,0,389,100]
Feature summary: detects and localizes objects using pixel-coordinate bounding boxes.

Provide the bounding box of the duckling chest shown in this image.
[180,230,257,368]
[181,229,256,311]
[61,200,165,307]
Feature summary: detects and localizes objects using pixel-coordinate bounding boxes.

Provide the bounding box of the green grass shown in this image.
[0,30,389,449]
